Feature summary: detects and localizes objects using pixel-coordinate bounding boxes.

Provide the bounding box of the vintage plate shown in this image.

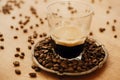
[32,38,108,76]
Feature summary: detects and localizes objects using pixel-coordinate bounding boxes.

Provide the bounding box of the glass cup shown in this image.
[47,1,93,59]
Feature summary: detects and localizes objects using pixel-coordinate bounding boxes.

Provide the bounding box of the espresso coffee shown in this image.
[52,40,84,59]
[51,26,87,59]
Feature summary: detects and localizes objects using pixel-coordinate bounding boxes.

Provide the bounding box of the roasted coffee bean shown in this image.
[14,53,19,57]
[66,67,74,72]
[114,35,117,38]
[60,62,68,68]
[53,64,59,67]
[23,29,28,33]
[0,38,4,41]
[28,46,32,50]
[16,47,20,52]
[21,52,25,56]
[15,69,21,75]
[13,61,20,67]
[29,73,37,78]
[89,32,93,36]
[15,28,19,31]
[30,40,34,45]
[38,59,43,63]
[12,16,15,19]
[53,66,59,71]
[0,34,3,37]
[99,28,105,33]
[42,61,46,66]
[10,25,14,29]
[106,21,109,25]
[20,55,24,59]
[0,46,4,50]
[45,63,53,68]
[52,59,57,63]
[31,65,37,69]
[34,67,41,72]
[20,26,24,29]
[113,19,117,23]
[13,36,18,39]
[43,33,47,37]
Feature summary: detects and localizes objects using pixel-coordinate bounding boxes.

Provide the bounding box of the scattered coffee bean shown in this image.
[20,55,24,59]
[15,69,21,75]
[31,64,41,72]
[13,36,18,39]
[29,26,33,29]
[45,17,47,20]
[106,10,110,14]
[23,29,28,33]
[0,34,3,37]
[0,38,4,41]
[108,6,112,9]
[35,24,39,27]
[39,34,43,38]
[14,53,19,57]
[30,40,34,45]
[114,35,117,38]
[0,46,4,50]
[34,67,41,72]
[12,16,15,19]
[31,65,37,69]
[19,13,22,17]
[21,52,25,56]
[43,33,47,37]
[68,6,73,10]
[16,47,20,52]
[99,28,105,33]
[113,19,117,23]
[28,46,32,50]
[29,73,37,78]
[13,61,20,67]
[89,32,93,36]
[106,21,109,25]
[10,25,14,29]
[15,28,19,31]
[20,26,24,29]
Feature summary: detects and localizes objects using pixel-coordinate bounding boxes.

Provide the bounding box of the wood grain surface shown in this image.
[0,0,120,80]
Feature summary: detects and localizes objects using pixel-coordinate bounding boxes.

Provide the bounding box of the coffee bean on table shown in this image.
[20,55,24,59]
[13,61,20,67]
[34,66,41,72]
[16,47,20,52]
[29,73,37,78]
[21,52,25,56]
[14,53,19,57]
[15,69,21,75]
[0,46,4,50]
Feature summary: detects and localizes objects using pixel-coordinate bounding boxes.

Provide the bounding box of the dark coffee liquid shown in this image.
[52,40,84,59]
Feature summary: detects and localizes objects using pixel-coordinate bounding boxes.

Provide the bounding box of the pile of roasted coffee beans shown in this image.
[34,37,105,73]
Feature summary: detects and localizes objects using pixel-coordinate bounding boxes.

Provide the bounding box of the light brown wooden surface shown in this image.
[0,0,120,80]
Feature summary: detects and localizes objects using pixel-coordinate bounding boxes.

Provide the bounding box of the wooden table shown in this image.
[0,0,120,80]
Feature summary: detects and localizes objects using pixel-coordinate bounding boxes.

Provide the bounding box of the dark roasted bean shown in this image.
[15,69,21,75]
[14,53,19,57]
[29,73,37,78]
[13,61,20,67]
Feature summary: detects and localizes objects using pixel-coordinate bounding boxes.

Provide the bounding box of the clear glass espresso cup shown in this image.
[47,1,93,59]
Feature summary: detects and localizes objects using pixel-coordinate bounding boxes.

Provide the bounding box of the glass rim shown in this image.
[47,0,94,18]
